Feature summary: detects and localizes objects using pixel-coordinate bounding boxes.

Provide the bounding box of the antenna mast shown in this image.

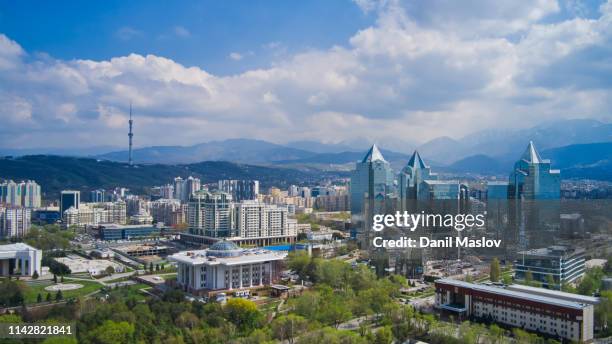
[128,102,134,166]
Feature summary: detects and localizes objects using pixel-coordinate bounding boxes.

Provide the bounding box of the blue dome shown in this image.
[207,240,243,257]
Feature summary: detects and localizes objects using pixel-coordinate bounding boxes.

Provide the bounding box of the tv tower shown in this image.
[128,102,134,166]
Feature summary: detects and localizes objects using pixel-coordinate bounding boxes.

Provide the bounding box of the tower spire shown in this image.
[128,102,134,166]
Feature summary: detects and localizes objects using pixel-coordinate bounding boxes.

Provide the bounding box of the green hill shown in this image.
[0,155,341,200]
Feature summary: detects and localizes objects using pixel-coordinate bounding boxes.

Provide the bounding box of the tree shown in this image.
[37,293,42,303]
[46,293,52,302]
[545,274,556,289]
[224,298,262,332]
[88,320,135,344]
[502,274,512,285]
[53,274,57,283]
[490,258,501,282]
[149,262,154,273]
[320,298,352,328]
[0,280,26,307]
[32,271,39,279]
[374,325,393,344]
[524,270,533,285]
[55,290,63,301]
[271,314,308,344]
[60,275,64,283]
[287,251,311,281]
[488,324,504,344]
[155,264,160,271]
[106,266,115,275]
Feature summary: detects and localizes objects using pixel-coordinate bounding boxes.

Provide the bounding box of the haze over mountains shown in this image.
[2,119,611,179]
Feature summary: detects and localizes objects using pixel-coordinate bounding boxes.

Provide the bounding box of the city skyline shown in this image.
[2,0,612,150]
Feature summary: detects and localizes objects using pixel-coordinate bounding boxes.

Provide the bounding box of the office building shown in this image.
[509,142,561,235]
[99,224,160,241]
[170,241,287,294]
[0,243,42,277]
[398,151,437,211]
[90,189,105,203]
[350,145,394,246]
[219,180,260,201]
[0,180,41,208]
[0,207,31,239]
[60,190,80,215]
[435,279,594,342]
[514,245,586,288]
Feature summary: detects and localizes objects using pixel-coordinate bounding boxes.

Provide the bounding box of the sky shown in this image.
[1,0,612,150]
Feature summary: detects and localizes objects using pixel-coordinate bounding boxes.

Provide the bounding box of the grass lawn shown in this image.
[106,283,152,302]
[160,273,177,280]
[24,279,104,304]
[258,299,282,313]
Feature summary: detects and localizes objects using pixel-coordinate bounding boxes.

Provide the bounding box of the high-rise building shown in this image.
[398,151,436,211]
[174,176,201,202]
[0,207,31,239]
[0,180,41,208]
[509,141,561,247]
[149,198,184,226]
[187,191,233,237]
[90,189,105,202]
[60,190,80,215]
[218,180,259,201]
[235,201,295,239]
[350,144,394,247]
[509,141,561,200]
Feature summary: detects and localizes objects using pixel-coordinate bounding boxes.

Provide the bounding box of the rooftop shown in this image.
[362,144,386,163]
[170,247,287,266]
[0,243,39,252]
[436,278,590,310]
[517,245,584,258]
[506,284,600,305]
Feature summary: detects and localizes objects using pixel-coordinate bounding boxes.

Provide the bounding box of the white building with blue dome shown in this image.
[169,240,287,294]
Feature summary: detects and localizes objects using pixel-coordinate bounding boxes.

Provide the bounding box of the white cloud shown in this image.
[115,26,142,41]
[229,52,243,61]
[173,26,191,38]
[1,0,612,149]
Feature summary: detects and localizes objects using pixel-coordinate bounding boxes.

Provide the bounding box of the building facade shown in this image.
[350,145,394,247]
[514,245,586,288]
[435,279,594,342]
[170,241,287,294]
[219,180,260,201]
[0,207,31,239]
[0,243,42,277]
[0,180,41,208]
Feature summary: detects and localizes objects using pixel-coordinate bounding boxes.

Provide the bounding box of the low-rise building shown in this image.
[514,245,585,287]
[99,224,160,240]
[0,243,42,276]
[169,241,286,295]
[435,279,595,342]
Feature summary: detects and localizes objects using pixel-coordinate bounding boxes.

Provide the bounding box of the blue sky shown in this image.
[0,0,373,75]
[0,0,611,150]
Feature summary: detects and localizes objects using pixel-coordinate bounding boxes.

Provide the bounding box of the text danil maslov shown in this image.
[370,211,501,248]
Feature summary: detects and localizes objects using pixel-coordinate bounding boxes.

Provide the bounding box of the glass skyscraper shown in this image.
[508,141,561,251]
[350,144,394,247]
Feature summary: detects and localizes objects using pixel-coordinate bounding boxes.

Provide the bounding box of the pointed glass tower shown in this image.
[398,150,437,211]
[350,144,394,246]
[508,141,561,252]
[509,141,560,200]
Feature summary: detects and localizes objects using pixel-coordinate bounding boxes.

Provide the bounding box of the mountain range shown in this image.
[2,119,611,181]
